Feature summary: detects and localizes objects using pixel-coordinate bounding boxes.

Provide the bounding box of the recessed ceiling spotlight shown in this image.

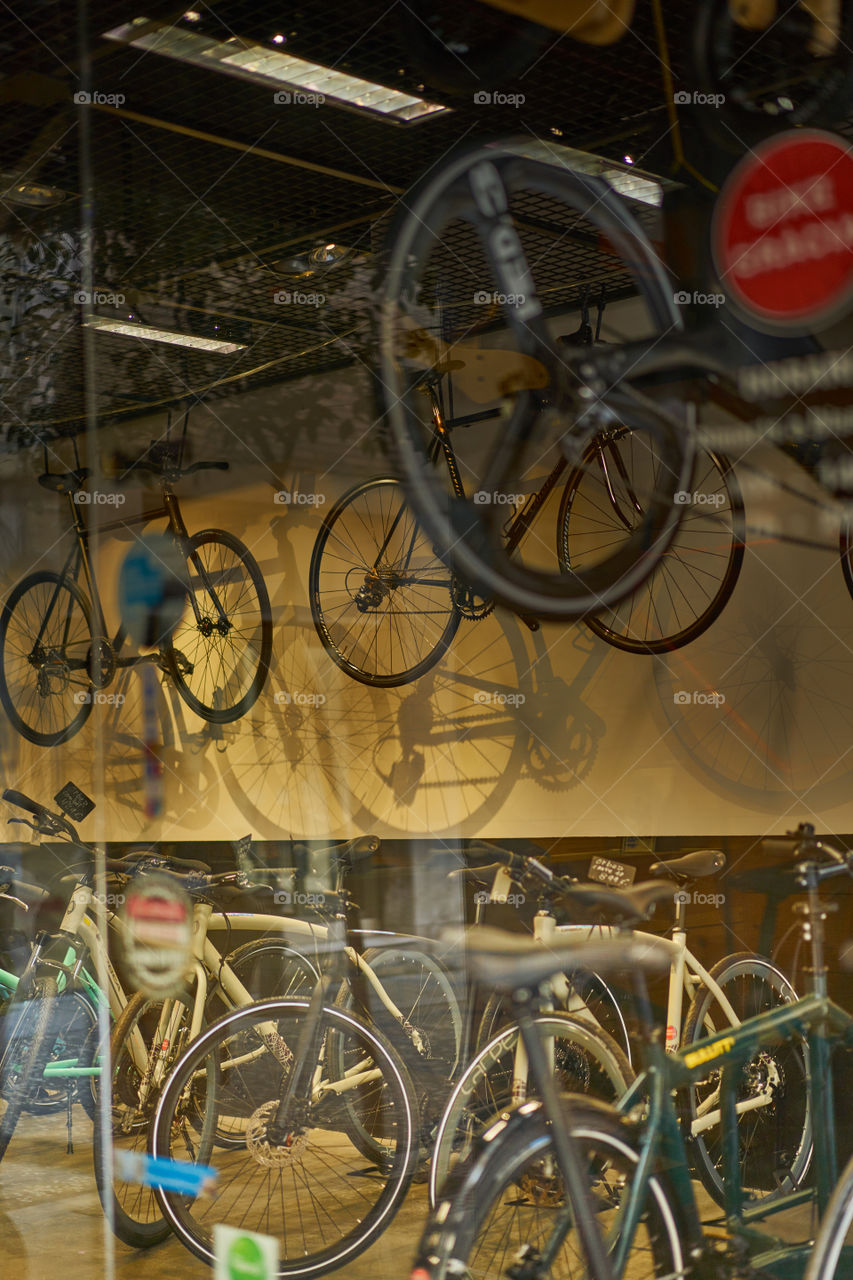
[272,241,355,277]
[623,154,635,164]
[1,174,67,208]
[272,34,285,44]
[183,10,202,20]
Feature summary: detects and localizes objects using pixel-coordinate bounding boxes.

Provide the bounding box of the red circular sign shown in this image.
[712,129,853,331]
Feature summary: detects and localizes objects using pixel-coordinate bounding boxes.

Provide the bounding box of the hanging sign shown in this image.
[119,872,193,996]
[712,129,853,331]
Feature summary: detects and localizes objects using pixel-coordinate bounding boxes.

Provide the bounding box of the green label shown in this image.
[228,1234,266,1280]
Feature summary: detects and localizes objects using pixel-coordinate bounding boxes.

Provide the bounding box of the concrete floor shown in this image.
[2,1103,821,1280]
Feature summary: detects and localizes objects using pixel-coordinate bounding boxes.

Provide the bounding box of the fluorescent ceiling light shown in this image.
[488,139,677,208]
[85,317,245,353]
[104,20,449,123]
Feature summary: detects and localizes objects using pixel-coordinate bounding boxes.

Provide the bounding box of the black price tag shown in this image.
[588,856,636,888]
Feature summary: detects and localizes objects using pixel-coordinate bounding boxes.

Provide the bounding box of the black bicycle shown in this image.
[0,427,272,746]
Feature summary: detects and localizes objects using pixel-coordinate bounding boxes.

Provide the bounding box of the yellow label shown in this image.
[684,1035,735,1069]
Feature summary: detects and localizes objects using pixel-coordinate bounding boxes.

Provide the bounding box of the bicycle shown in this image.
[375,135,853,624]
[312,354,743,685]
[413,822,853,1280]
[146,834,644,1278]
[0,420,272,747]
[429,842,803,1208]
[98,832,466,1249]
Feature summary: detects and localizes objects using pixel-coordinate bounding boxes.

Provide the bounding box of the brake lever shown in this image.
[0,891,29,911]
[8,817,38,834]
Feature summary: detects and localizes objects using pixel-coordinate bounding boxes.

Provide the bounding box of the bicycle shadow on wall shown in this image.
[215,502,608,835]
[652,449,853,813]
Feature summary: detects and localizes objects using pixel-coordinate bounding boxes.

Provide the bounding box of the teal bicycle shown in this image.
[413,823,853,1280]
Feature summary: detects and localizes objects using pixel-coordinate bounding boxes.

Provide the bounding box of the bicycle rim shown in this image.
[310,478,460,687]
[166,530,272,722]
[561,439,745,652]
[0,571,94,746]
[151,998,418,1277]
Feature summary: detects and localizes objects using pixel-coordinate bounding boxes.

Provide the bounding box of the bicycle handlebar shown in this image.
[3,789,79,843]
[465,841,576,893]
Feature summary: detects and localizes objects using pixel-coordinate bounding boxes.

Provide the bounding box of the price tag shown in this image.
[588,856,636,888]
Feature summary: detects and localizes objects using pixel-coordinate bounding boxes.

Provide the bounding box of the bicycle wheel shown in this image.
[334,945,462,1160]
[0,571,93,746]
[419,1096,687,1280]
[560,437,745,652]
[805,1148,853,1280]
[0,975,58,1160]
[165,529,272,723]
[377,144,692,621]
[693,0,853,149]
[27,987,98,1118]
[682,952,811,1205]
[429,1011,632,1206]
[477,968,632,1063]
[310,477,461,687]
[94,991,194,1248]
[151,998,418,1278]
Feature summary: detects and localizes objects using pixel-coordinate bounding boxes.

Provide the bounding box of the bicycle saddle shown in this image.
[454,924,670,992]
[650,849,726,880]
[37,468,90,494]
[567,879,676,923]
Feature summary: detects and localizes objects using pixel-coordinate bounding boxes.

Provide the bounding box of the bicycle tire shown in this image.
[804,1147,853,1279]
[94,991,194,1248]
[310,477,461,687]
[0,571,94,746]
[477,967,632,1063]
[560,438,745,652]
[0,975,59,1161]
[151,997,419,1278]
[682,951,811,1206]
[429,1010,633,1207]
[419,1095,687,1279]
[333,945,462,1160]
[377,144,692,621]
[165,529,272,723]
[692,0,853,150]
[838,511,853,600]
